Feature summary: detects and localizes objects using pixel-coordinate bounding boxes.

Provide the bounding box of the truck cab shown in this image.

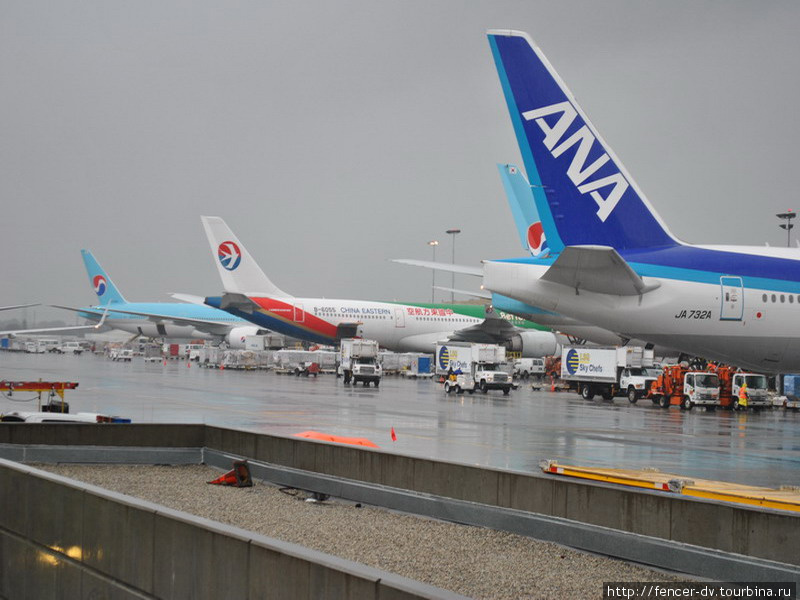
[620,367,660,403]
[338,339,382,387]
[731,373,770,411]
[683,372,720,408]
[445,361,512,396]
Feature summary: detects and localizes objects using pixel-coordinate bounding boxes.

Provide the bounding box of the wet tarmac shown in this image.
[2,352,799,489]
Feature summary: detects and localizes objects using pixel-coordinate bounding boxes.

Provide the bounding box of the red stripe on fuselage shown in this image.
[251,297,340,338]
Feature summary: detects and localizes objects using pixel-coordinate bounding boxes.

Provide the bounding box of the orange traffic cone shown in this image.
[550,376,556,392]
[207,460,253,487]
[207,470,238,486]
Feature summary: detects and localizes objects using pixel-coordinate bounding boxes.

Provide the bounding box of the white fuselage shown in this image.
[483,251,800,373]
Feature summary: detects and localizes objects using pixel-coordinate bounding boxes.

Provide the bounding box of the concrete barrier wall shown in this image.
[3,423,798,568]
[0,459,466,600]
[0,423,206,447]
[205,426,800,567]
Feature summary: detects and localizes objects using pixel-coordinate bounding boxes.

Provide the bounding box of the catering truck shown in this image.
[338,339,382,387]
[561,346,659,403]
[437,342,513,396]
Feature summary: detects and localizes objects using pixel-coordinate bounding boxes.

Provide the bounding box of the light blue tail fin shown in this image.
[488,30,679,251]
[81,250,127,304]
[497,163,553,256]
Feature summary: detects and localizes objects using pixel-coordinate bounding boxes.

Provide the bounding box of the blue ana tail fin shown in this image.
[488,30,679,250]
[81,250,127,304]
[497,163,557,256]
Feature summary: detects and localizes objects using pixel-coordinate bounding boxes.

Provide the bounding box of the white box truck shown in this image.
[338,339,382,387]
[561,346,660,402]
[437,342,513,396]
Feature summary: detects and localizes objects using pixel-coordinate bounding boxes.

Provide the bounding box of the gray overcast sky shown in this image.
[3,1,800,316]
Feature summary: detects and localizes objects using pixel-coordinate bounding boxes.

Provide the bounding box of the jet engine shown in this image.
[225,326,271,349]
[507,331,560,358]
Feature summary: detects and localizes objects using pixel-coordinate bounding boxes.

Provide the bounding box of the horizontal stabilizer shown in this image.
[432,286,492,300]
[542,246,660,296]
[170,293,207,305]
[205,293,261,313]
[0,303,39,312]
[392,259,483,277]
[2,307,109,336]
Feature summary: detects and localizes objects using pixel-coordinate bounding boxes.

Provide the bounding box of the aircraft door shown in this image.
[720,277,743,321]
[294,303,305,323]
[394,308,405,328]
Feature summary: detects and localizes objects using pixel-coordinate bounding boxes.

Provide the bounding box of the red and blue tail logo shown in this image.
[527,222,548,256]
[93,275,107,297]
[218,241,242,271]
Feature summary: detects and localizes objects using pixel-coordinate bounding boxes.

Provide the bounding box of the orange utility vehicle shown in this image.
[647,365,720,410]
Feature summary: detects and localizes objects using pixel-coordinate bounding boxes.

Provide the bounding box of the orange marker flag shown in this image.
[390,427,397,442]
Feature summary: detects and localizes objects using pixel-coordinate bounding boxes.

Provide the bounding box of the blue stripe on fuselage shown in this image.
[204,297,335,344]
[499,245,800,293]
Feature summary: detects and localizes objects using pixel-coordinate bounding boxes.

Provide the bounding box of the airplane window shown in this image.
[762,294,767,302]
[781,295,786,303]
[790,296,795,304]
[772,294,777,303]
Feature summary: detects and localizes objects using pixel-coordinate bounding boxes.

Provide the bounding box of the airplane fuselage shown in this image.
[484,245,800,372]
[207,296,482,353]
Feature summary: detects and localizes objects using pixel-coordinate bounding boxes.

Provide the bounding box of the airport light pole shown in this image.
[777,211,795,247]
[446,229,461,303]
[427,240,439,303]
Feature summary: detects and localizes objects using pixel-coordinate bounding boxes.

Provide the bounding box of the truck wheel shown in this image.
[480,381,488,394]
[455,385,462,395]
[444,381,451,394]
[374,380,379,388]
[502,387,510,396]
[601,390,614,401]
[581,385,594,401]
[627,388,639,404]
[658,395,670,409]
[732,399,739,411]
[680,396,692,411]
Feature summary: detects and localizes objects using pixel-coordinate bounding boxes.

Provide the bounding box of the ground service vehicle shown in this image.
[514,358,545,380]
[648,365,720,410]
[338,339,382,387]
[781,375,800,410]
[438,342,512,396]
[709,364,770,411]
[58,341,84,355]
[731,372,770,411]
[561,347,658,402]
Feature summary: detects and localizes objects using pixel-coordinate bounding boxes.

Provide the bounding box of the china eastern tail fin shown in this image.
[81,250,127,305]
[201,216,291,298]
[497,163,552,255]
[487,30,679,251]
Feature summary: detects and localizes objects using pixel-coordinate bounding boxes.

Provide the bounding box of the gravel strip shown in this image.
[40,464,681,599]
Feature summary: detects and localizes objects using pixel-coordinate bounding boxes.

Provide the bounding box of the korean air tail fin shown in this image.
[201,216,291,298]
[488,30,680,251]
[497,163,553,256]
[80,250,127,305]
